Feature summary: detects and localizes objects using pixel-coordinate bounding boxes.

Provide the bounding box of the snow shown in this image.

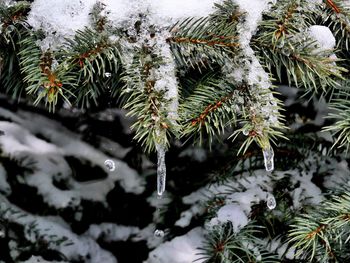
[150,0,215,22]
[104,0,216,27]
[27,0,98,50]
[145,227,205,263]
[1,196,117,263]
[0,107,145,209]
[308,25,336,51]
[178,147,207,162]
[0,0,13,6]
[234,0,275,48]
[86,223,140,242]
[20,255,69,263]
[26,0,217,50]
[223,0,282,141]
[151,33,179,126]
[0,163,11,195]
[209,204,248,231]
[19,256,64,263]
[175,205,204,227]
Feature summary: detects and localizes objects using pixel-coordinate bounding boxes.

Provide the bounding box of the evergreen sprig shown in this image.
[0,0,348,153]
[253,0,346,93]
[289,193,350,262]
[197,223,279,263]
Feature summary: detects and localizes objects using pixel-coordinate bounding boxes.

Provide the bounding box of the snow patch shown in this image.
[1,196,117,263]
[86,223,140,242]
[145,227,204,263]
[308,25,336,51]
[0,163,11,195]
[0,107,145,209]
[27,0,97,50]
[209,204,248,231]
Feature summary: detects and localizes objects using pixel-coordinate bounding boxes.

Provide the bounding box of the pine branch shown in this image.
[169,1,241,70]
[180,74,239,145]
[0,1,31,47]
[19,34,76,110]
[253,0,346,93]
[289,193,350,262]
[197,223,279,263]
[324,82,350,152]
[321,0,350,50]
[62,28,121,107]
[122,45,176,152]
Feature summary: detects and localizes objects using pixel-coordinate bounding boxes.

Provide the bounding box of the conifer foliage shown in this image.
[1,0,350,262]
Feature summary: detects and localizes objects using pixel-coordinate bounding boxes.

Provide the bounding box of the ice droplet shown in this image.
[156,144,166,197]
[242,129,249,136]
[262,146,274,172]
[154,229,165,238]
[104,159,116,171]
[104,72,112,78]
[266,194,276,210]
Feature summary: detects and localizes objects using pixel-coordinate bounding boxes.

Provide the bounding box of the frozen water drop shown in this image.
[156,144,166,197]
[104,72,112,78]
[266,194,276,210]
[262,146,274,172]
[154,229,165,238]
[104,159,116,171]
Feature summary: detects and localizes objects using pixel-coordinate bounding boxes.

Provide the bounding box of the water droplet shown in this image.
[104,159,116,171]
[242,129,249,136]
[266,194,276,210]
[154,229,165,238]
[156,144,166,197]
[262,146,274,172]
[104,72,112,78]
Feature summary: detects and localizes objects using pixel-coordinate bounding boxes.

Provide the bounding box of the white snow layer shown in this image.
[308,25,336,51]
[86,223,140,242]
[1,196,117,263]
[209,204,248,231]
[27,0,98,50]
[0,107,145,209]
[20,255,69,263]
[235,0,275,47]
[0,163,11,195]
[103,0,215,26]
[26,0,217,49]
[145,227,205,263]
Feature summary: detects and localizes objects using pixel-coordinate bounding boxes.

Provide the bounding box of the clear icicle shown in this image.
[156,144,166,197]
[262,145,274,172]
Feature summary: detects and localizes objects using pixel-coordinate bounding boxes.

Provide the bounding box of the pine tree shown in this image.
[1,0,350,262]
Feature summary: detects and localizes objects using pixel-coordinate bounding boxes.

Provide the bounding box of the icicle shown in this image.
[266,194,276,210]
[156,144,166,197]
[104,159,116,171]
[262,145,274,172]
[154,229,165,238]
